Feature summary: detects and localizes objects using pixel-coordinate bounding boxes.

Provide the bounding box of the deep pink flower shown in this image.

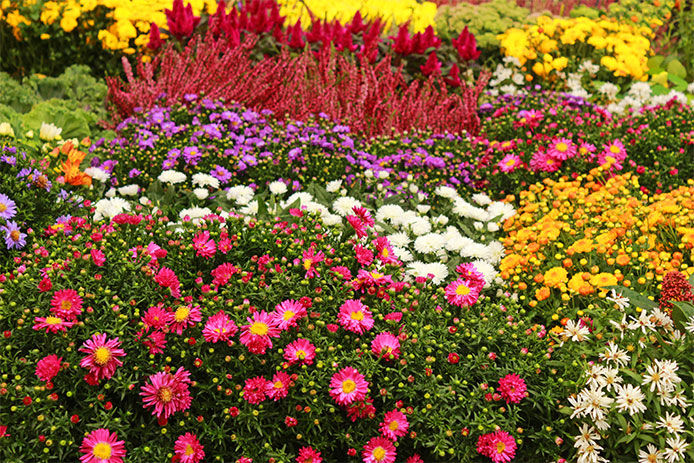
[240,311,281,354]
[79,428,126,463]
[36,354,62,382]
[373,236,399,265]
[266,372,292,401]
[362,436,396,463]
[452,26,480,61]
[476,430,517,463]
[140,367,192,420]
[379,410,409,441]
[174,432,205,463]
[168,304,201,335]
[337,300,374,334]
[529,150,561,173]
[329,367,368,406]
[192,230,216,258]
[296,446,322,463]
[155,267,181,298]
[353,206,374,227]
[79,333,126,382]
[347,215,367,238]
[211,262,240,286]
[90,249,106,266]
[33,315,75,333]
[50,289,83,320]
[355,245,374,267]
[455,263,486,291]
[371,333,400,360]
[284,338,316,365]
[202,311,238,343]
[547,138,576,161]
[302,247,324,279]
[444,278,481,307]
[498,373,527,404]
[142,305,173,330]
[243,376,269,404]
[273,299,307,330]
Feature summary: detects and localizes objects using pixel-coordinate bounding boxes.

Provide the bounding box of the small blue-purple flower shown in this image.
[0,193,17,220]
[2,220,26,249]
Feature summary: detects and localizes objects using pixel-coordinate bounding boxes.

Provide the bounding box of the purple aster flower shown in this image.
[0,154,16,166]
[0,193,17,219]
[182,146,202,165]
[129,168,142,178]
[210,165,232,184]
[3,221,26,249]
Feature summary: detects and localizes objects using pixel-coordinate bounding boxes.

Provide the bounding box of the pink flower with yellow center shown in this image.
[284,338,316,365]
[337,300,374,334]
[140,367,192,420]
[266,371,291,401]
[79,333,126,382]
[296,446,322,463]
[362,436,397,463]
[202,311,238,343]
[79,428,126,463]
[239,310,281,354]
[50,289,82,320]
[547,137,576,161]
[168,304,202,335]
[33,315,75,333]
[329,367,368,406]
[273,299,307,330]
[497,154,521,173]
[371,332,401,360]
[444,278,481,307]
[174,432,205,463]
[476,430,517,463]
[498,373,527,404]
[379,410,409,441]
[243,376,269,404]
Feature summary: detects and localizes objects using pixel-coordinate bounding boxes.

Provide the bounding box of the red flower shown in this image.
[165,0,201,40]
[452,26,481,61]
[285,416,297,427]
[23,396,32,406]
[38,277,52,292]
[447,353,460,364]
[147,22,164,50]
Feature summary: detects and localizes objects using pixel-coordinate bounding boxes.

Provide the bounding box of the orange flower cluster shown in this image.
[499,167,694,319]
[50,139,93,187]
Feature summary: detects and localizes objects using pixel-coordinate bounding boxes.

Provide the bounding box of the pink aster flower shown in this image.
[79,428,126,463]
[547,137,576,161]
[529,150,561,172]
[155,267,181,298]
[329,366,368,406]
[243,376,269,404]
[273,299,307,330]
[240,310,281,354]
[598,139,627,169]
[362,436,396,463]
[50,289,83,320]
[140,367,192,420]
[353,206,375,227]
[90,249,106,267]
[36,354,62,382]
[142,305,173,330]
[168,304,202,335]
[498,373,527,404]
[476,430,517,463]
[355,244,374,267]
[302,247,324,279]
[337,300,374,334]
[284,338,316,365]
[373,236,400,265]
[516,109,543,128]
[174,433,205,463]
[33,315,75,333]
[330,266,352,280]
[79,333,126,382]
[455,263,486,291]
[210,262,240,286]
[578,142,596,160]
[266,371,292,401]
[202,311,238,343]
[497,154,521,173]
[444,278,481,307]
[379,410,409,441]
[192,230,216,258]
[296,446,322,463]
[371,333,401,361]
[347,214,367,238]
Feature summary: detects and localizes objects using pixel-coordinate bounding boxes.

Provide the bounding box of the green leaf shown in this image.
[668,74,689,92]
[647,55,665,72]
[605,286,657,310]
[667,59,687,79]
[670,300,694,331]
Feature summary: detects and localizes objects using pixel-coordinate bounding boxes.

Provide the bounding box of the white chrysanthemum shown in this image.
[502,56,521,67]
[326,180,342,192]
[407,217,432,236]
[628,82,652,101]
[84,167,109,183]
[485,241,506,264]
[435,215,449,226]
[487,222,500,232]
[332,196,361,216]
[159,170,187,184]
[193,188,209,200]
[499,84,518,95]
[268,181,287,195]
[283,192,314,208]
[93,197,130,221]
[378,170,389,179]
[39,122,62,141]
[460,242,490,259]
[0,122,14,137]
[416,204,431,214]
[473,221,484,230]
[598,82,619,100]
[406,262,449,285]
[471,193,492,206]
[614,384,646,416]
[487,202,515,222]
[118,184,139,196]
[105,188,116,198]
[179,207,212,221]
[376,204,405,224]
[227,185,254,205]
[444,231,474,253]
[392,246,413,262]
[413,233,446,254]
[470,260,497,286]
[453,198,489,221]
[304,201,329,217]
[578,60,599,74]
[240,200,258,215]
[391,210,417,228]
[434,185,458,199]
[322,214,342,226]
[139,196,151,206]
[192,173,220,189]
[387,232,410,247]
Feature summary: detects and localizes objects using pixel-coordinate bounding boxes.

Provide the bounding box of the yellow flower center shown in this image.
[60,300,72,312]
[9,230,20,241]
[274,381,284,389]
[185,444,195,456]
[342,379,356,394]
[295,350,306,359]
[303,258,312,270]
[610,144,620,154]
[496,441,506,454]
[370,272,383,279]
[283,310,295,321]
[45,316,62,325]
[0,204,6,212]
[174,306,190,323]
[158,386,173,403]
[350,310,364,321]
[93,347,111,366]
[556,142,568,152]
[372,447,386,461]
[505,158,516,166]
[546,159,555,165]
[455,284,470,296]
[388,420,399,431]
[382,248,389,257]
[92,442,112,459]
[250,322,268,336]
